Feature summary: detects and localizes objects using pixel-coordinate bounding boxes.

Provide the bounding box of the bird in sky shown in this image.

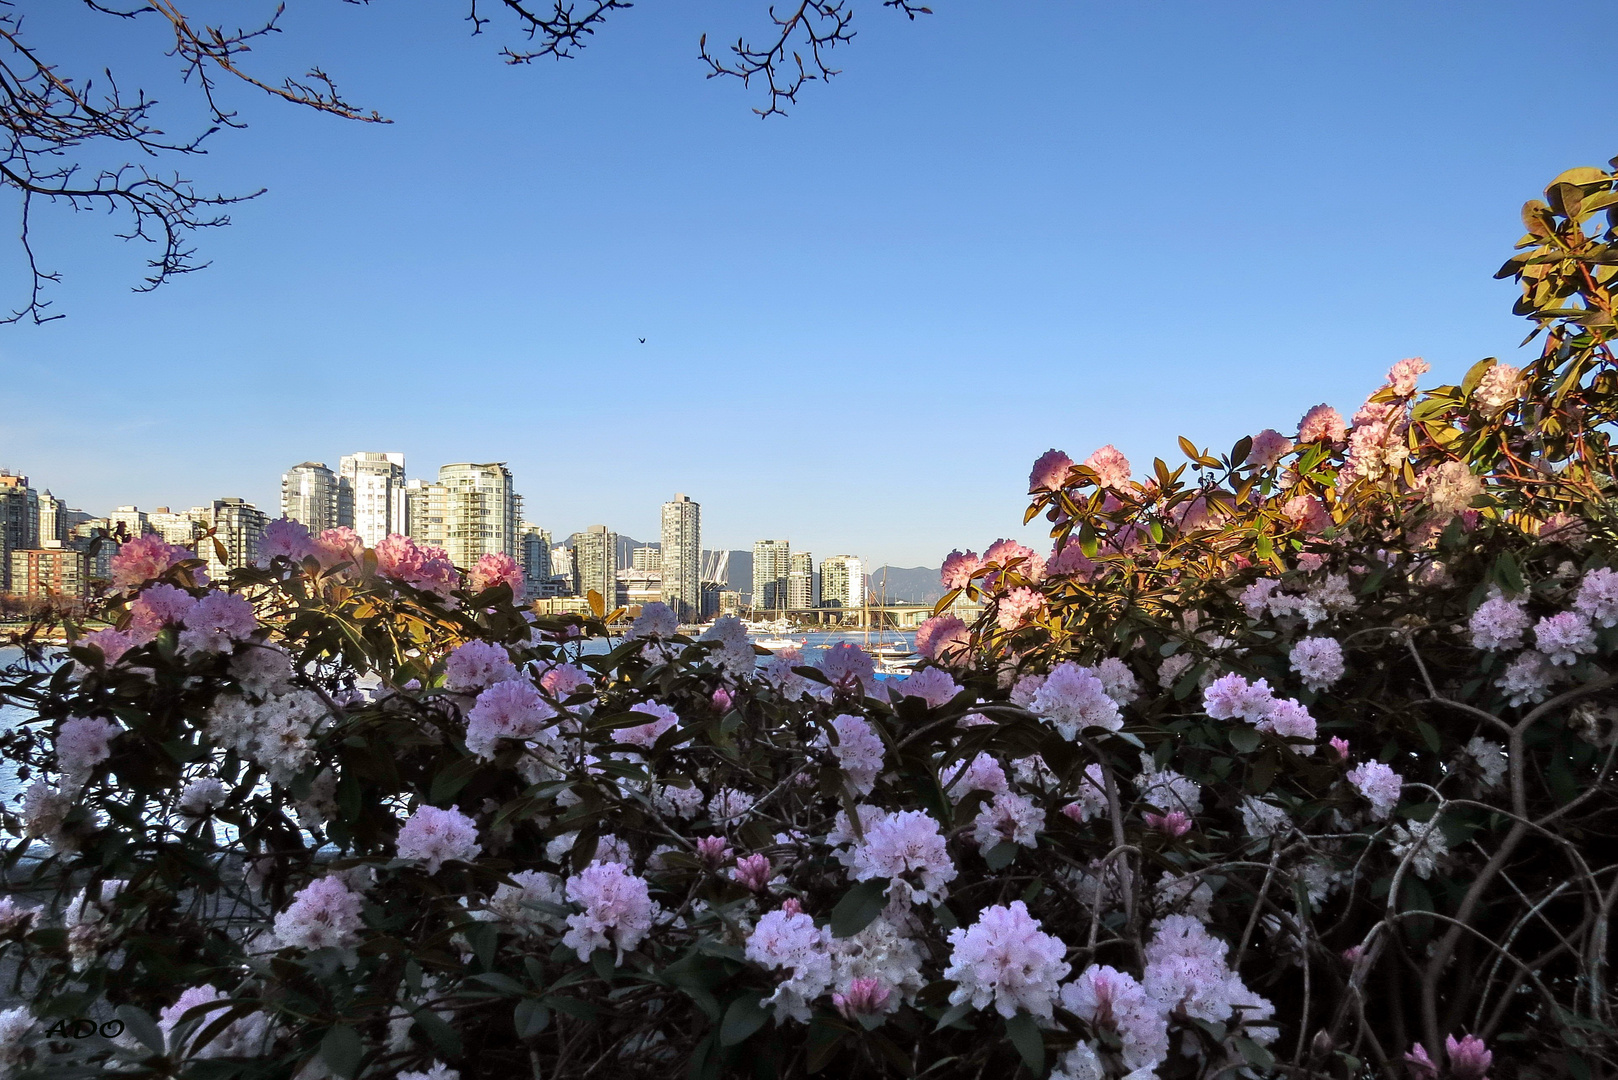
[638,337,646,344]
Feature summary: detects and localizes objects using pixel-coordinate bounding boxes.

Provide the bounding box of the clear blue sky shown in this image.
[1,1,1611,567]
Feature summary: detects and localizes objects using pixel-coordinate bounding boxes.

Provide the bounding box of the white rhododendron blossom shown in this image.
[944,901,1071,1019]
[563,861,658,963]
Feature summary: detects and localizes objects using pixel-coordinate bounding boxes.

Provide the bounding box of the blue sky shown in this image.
[1,1,1611,567]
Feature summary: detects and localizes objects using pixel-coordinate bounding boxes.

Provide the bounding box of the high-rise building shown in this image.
[200,498,267,580]
[437,463,521,569]
[576,525,618,606]
[404,479,444,550]
[8,542,87,600]
[109,505,151,540]
[518,523,553,600]
[338,452,406,547]
[38,491,66,544]
[752,539,791,612]
[659,494,701,622]
[68,518,116,582]
[1,472,39,592]
[632,546,663,573]
[820,555,866,609]
[788,551,815,610]
[149,507,204,547]
[282,462,340,531]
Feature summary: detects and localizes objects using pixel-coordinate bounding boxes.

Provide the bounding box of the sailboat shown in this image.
[863,571,918,675]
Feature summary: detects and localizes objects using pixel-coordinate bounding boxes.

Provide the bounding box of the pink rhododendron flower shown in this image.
[470,552,522,595]
[819,642,876,694]
[823,714,885,795]
[1144,810,1192,837]
[1346,760,1403,820]
[177,591,258,656]
[982,539,1046,588]
[1060,763,1108,822]
[396,804,482,873]
[1029,449,1074,491]
[1059,965,1170,1072]
[915,615,970,663]
[444,640,518,692]
[834,977,891,1018]
[1083,445,1132,489]
[1329,736,1351,761]
[257,518,315,566]
[696,836,731,867]
[940,549,981,590]
[944,901,1071,1019]
[539,663,593,697]
[1256,697,1318,748]
[1095,657,1139,705]
[1046,542,1097,579]
[1142,914,1273,1032]
[1385,356,1431,395]
[1469,595,1530,651]
[1403,1043,1438,1079]
[946,752,1009,801]
[1202,673,1276,722]
[897,666,962,708]
[630,601,679,640]
[273,876,365,950]
[55,716,121,794]
[1445,1034,1492,1080]
[612,701,683,748]
[996,586,1044,630]
[1473,362,1522,414]
[1533,611,1597,666]
[311,527,364,569]
[465,679,557,760]
[78,628,133,666]
[1289,636,1346,691]
[734,854,773,892]
[1297,403,1347,443]
[110,533,194,589]
[971,791,1044,849]
[1283,494,1331,533]
[1247,429,1292,467]
[1496,649,1555,706]
[128,583,198,638]
[374,533,424,579]
[158,984,268,1059]
[712,687,733,712]
[1573,566,1618,627]
[847,809,957,905]
[1345,420,1408,483]
[1031,662,1122,738]
[563,861,658,963]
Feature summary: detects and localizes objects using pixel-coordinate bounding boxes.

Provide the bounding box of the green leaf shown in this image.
[1233,1035,1276,1069]
[320,1024,363,1079]
[984,841,1018,871]
[720,994,769,1046]
[806,1016,845,1072]
[115,1005,165,1056]
[933,1000,974,1032]
[1416,720,1442,754]
[592,948,617,983]
[1228,726,1261,754]
[412,1008,463,1056]
[514,999,551,1039]
[829,877,890,938]
[1005,1010,1045,1075]
[431,756,481,804]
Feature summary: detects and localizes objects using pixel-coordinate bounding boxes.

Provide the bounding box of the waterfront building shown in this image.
[0,472,39,591]
[437,463,521,568]
[67,518,116,581]
[633,546,662,572]
[820,555,866,609]
[618,568,662,610]
[282,462,340,531]
[8,542,87,600]
[338,452,406,547]
[200,498,267,580]
[751,539,791,612]
[404,479,445,549]
[37,491,66,544]
[576,525,617,606]
[550,543,578,595]
[660,494,701,622]
[518,523,553,600]
[148,507,205,546]
[788,551,815,610]
[718,590,744,616]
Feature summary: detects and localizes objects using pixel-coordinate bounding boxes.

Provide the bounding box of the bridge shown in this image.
[731,602,979,629]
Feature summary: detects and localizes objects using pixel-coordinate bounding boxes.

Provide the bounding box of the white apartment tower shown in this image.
[338,452,406,548]
[518,523,553,599]
[820,555,866,609]
[437,463,521,568]
[577,525,618,606]
[282,462,340,532]
[751,539,791,612]
[788,551,815,609]
[660,494,701,622]
[200,498,267,581]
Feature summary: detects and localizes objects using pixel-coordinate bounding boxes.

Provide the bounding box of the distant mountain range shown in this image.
[560,534,938,605]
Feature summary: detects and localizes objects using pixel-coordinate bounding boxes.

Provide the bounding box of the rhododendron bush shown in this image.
[2,163,1618,1080]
